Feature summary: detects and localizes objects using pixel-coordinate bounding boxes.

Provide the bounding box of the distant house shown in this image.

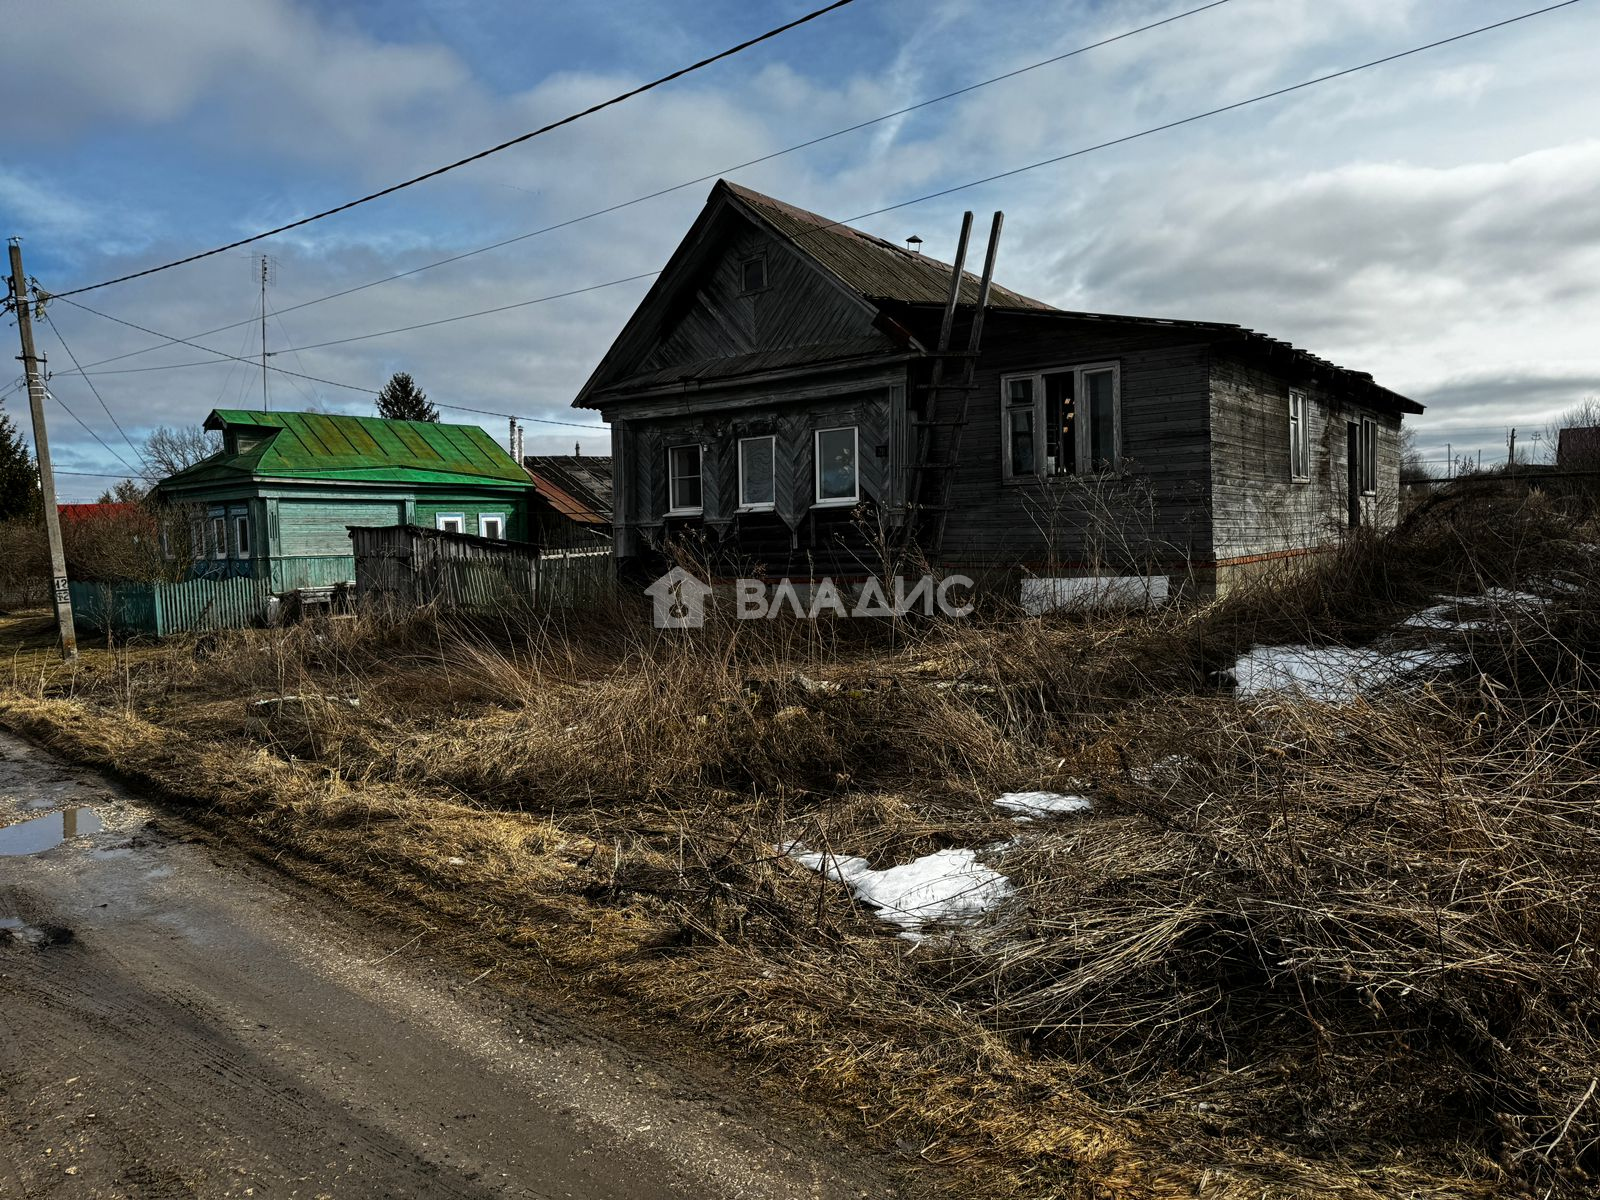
[522,454,613,543]
[1557,426,1600,470]
[574,181,1421,596]
[153,409,536,591]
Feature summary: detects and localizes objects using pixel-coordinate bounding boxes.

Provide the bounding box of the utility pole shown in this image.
[7,240,77,660]
[1508,427,1517,469]
[260,255,270,411]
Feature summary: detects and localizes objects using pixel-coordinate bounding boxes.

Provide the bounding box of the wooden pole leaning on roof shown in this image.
[7,240,77,660]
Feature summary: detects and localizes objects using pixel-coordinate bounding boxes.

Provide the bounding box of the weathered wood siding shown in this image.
[935,314,1214,573]
[1208,352,1402,562]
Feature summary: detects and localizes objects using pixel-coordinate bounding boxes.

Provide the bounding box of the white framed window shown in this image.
[232,510,251,558]
[478,512,506,540]
[668,444,703,514]
[1288,390,1310,483]
[436,512,466,534]
[189,518,206,561]
[738,436,776,511]
[209,512,227,559]
[999,362,1121,480]
[1359,417,1378,494]
[814,426,859,505]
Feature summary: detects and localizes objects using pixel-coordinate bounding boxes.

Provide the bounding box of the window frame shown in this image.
[231,509,251,559]
[667,443,704,516]
[1359,417,1378,495]
[998,361,1122,481]
[478,512,507,540]
[813,425,860,507]
[1288,389,1310,483]
[739,255,768,295]
[209,511,228,560]
[736,435,777,512]
[435,512,466,535]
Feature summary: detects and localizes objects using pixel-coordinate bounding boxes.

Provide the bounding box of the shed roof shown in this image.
[157,410,533,491]
[523,455,613,525]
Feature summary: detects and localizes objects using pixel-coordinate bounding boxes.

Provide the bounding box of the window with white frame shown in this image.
[231,510,251,558]
[209,512,227,559]
[738,436,776,510]
[1288,390,1310,483]
[668,444,703,514]
[814,426,858,505]
[436,512,465,534]
[1000,362,1120,480]
[189,518,206,560]
[1359,418,1378,494]
[478,512,506,540]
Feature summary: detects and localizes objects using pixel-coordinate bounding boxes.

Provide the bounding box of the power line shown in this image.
[211,0,1600,362]
[40,308,144,463]
[62,0,1239,374]
[54,294,606,431]
[48,0,859,299]
[40,386,139,475]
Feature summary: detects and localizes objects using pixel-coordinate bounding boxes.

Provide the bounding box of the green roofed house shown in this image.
[153,409,536,593]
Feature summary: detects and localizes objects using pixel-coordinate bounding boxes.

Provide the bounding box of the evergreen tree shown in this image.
[0,405,40,522]
[375,372,438,422]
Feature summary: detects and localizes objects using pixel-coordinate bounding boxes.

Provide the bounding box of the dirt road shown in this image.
[0,730,909,1199]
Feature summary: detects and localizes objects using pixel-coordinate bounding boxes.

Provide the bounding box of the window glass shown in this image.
[1085,370,1117,469]
[669,445,703,512]
[234,515,250,557]
[815,427,858,502]
[436,513,465,534]
[1008,407,1035,477]
[739,437,775,508]
[1289,391,1308,481]
[1044,372,1074,474]
[210,515,227,558]
[479,514,506,540]
[741,257,766,293]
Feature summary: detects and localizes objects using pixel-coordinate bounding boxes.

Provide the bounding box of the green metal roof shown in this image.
[158,410,534,491]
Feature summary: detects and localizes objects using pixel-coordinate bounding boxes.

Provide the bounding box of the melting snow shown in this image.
[1233,643,1461,704]
[994,792,1093,820]
[783,844,1011,938]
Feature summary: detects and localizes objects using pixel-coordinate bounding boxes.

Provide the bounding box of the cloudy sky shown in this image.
[2,0,1595,498]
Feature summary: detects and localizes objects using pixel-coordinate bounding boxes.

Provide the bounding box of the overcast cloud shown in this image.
[1,0,1595,496]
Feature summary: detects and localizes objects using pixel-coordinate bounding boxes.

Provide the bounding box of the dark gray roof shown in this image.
[722,182,1055,311]
[522,455,613,525]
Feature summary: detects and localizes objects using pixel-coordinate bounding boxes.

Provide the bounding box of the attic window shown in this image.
[740,256,767,294]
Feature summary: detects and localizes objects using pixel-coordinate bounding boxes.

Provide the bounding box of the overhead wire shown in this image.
[39,309,144,464]
[39,386,139,476]
[48,0,859,299]
[61,0,1240,374]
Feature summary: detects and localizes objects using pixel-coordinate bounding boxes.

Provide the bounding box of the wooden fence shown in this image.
[351,524,612,614]
[71,575,272,638]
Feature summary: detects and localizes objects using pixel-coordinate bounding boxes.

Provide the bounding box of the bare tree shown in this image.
[1399,428,1434,484]
[142,424,221,483]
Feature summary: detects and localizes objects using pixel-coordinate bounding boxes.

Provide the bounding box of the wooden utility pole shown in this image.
[260,255,270,411]
[7,239,77,660]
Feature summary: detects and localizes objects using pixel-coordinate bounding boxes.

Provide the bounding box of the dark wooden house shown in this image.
[522,454,614,545]
[573,181,1422,598]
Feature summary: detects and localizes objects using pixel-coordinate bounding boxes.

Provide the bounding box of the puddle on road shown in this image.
[0,808,104,856]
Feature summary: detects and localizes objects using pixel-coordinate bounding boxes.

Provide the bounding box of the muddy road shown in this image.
[0,731,910,1199]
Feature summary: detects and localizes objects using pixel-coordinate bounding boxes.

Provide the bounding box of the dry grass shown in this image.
[3,490,1599,1198]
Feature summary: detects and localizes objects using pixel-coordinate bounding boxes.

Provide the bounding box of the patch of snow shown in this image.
[1130,755,1192,785]
[1021,575,1169,615]
[783,844,1011,939]
[994,792,1093,821]
[1233,643,1462,704]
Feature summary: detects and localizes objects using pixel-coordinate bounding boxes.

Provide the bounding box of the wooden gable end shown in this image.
[638,219,887,374]
[576,197,902,406]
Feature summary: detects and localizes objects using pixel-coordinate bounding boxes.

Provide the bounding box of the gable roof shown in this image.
[523,455,613,525]
[156,410,534,491]
[720,182,1054,311]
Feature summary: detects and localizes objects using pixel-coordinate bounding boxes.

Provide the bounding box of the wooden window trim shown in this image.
[1289,390,1310,484]
[478,512,507,540]
[998,361,1122,482]
[232,512,251,559]
[737,435,776,512]
[435,512,466,534]
[739,255,768,295]
[667,444,704,516]
[209,511,228,560]
[813,426,859,507]
[1360,417,1378,495]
